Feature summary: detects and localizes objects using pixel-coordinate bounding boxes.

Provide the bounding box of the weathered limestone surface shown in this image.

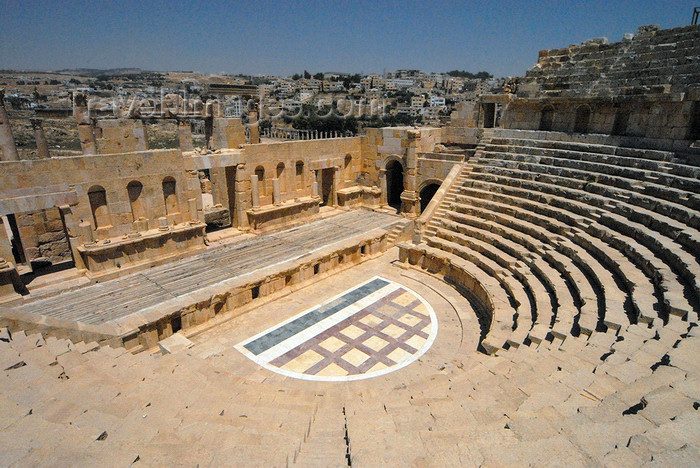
[8,210,398,326]
[0,21,698,466]
[0,252,697,466]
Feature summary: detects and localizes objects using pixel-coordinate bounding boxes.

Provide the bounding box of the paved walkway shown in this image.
[12,210,401,325]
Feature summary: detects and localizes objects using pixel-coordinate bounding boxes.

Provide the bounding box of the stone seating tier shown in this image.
[412,131,699,355]
[523,24,700,97]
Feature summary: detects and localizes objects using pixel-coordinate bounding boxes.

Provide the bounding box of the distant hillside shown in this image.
[53,68,146,77]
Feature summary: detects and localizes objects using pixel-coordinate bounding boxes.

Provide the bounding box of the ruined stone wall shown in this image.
[15,208,71,265]
[211,118,246,150]
[502,96,696,144]
[489,24,700,148]
[0,149,200,240]
[519,24,700,99]
[416,154,463,188]
[95,119,149,154]
[238,137,363,207]
[361,127,441,187]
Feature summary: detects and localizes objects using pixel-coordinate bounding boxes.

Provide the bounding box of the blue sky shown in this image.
[0,0,695,77]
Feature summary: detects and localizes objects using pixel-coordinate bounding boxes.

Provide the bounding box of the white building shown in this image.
[430,96,446,108]
[224,99,244,117]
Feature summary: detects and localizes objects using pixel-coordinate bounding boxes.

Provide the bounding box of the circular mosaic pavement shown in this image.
[235,276,438,381]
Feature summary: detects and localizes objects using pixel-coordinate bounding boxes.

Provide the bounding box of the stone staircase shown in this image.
[422,139,491,239]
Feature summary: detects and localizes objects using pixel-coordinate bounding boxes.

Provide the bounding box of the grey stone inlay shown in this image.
[243,277,389,356]
[13,210,399,325]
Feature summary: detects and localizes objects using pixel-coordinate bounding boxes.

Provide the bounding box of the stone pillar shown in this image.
[204,116,214,150]
[73,92,97,155]
[58,205,87,272]
[235,164,250,229]
[0,89,20,161]
[250,174,260,208]
[0,257,20,301]
[248,110,259,144]
[400,129,421,217]
[188,198,199,222]
[378,168,388,205]
[79,221,94,244]
[177,117,194,152]
[0,216,15,266]
[331,166,339,206]
[30,119,50,158]
[157,217,169,231]
[312,180,319,197]
[272,178,281,205]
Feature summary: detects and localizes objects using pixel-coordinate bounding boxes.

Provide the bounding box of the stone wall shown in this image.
[95,119,149,154]
[362,127,441,187]
[15,208,71,265]
[238,137,364,206]
[0,148,205,277]
[451,24,700,151]
[502,95,695,140]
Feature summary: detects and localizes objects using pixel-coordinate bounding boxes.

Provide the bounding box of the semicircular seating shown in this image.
[407,129,700,356]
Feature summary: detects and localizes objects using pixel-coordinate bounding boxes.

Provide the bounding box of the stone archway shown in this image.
[419,183,441,213]
[386,160,404,211]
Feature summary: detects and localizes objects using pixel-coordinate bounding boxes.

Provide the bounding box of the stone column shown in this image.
[272,178,281,205]
[331,166,339,206]
[188,198,199,222]
[250,174,260,208]
[30,119,50,158]
[204,116,214,150]
[235,164,250,229]
[177,117,194,152]
[0,89,19,161]
[400,129,421,217]
[0,216,15,266]
[73,92,97,155]
[248,110,259,144]
[0,215,22,300]
[58,205,87,272]
[378,168,388,205]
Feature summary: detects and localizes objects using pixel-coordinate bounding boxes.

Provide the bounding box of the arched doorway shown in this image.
[386,160,404,211]
[539,105,554,131]
[419,183,440,213]
[574,105,591,134]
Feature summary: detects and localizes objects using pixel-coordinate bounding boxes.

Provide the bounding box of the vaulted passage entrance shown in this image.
[419,183,440,213]
[386,160,404,211]
[320,168,334,206]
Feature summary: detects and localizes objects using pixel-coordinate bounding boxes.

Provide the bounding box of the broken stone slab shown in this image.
[157,332,194,355]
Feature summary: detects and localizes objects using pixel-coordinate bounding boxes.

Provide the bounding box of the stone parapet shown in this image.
[77,222,206,279]
[246,196,320,231]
